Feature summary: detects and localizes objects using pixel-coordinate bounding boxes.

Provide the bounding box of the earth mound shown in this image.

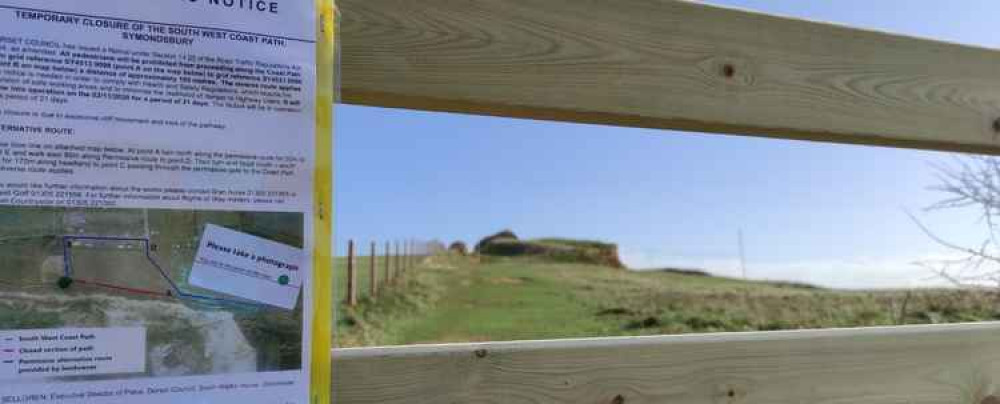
[448,241,468,255]
[474,229,519,253]
[474,230,625,269]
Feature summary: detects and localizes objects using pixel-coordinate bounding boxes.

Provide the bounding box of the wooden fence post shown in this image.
[383,241,390,285]
[346,240,357,306]
[369,241,377,300]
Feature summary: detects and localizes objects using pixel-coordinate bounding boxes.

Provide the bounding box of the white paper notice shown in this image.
[190,224,304,310]
[0,0,319,403]
[0,328,146,380]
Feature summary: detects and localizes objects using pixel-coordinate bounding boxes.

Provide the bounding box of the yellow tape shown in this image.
[311,0,335,403]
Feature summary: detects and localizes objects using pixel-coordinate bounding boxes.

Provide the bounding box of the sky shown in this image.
[334,1,1000,289]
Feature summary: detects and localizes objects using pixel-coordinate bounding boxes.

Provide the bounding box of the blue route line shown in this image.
[62,235,265,309]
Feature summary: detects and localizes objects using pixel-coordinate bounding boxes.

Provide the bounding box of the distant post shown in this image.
[403,240,409,272]
[346,240,357,306]
[395,241,401,277]
[383,241,391,285]
[369,241,377,300]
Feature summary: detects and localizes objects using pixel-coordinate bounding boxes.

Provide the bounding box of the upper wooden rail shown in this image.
[340,0,1000,155]
[333,323,1000,403]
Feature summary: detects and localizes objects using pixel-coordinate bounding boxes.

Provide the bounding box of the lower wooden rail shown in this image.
[333,323,1000,403]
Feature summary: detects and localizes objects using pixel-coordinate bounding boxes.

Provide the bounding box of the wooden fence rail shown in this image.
[341,0,1000,155]
[333,323,1000,403]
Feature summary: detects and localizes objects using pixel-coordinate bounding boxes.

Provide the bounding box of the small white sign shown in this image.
[0,327,146,380]
[190,224,304,310]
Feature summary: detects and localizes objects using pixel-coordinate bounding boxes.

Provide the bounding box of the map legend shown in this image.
[1,336,15,369]
[0,328,146,380]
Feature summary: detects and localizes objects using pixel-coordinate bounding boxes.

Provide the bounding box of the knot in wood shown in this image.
[722,64,736,78]
[697,56,755,87]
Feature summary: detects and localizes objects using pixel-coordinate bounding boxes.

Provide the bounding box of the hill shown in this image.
[335,254,999,347]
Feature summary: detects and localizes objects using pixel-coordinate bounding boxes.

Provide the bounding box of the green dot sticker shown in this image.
[278,275,290,285]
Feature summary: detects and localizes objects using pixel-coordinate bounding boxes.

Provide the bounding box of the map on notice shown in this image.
[0,208,306,380]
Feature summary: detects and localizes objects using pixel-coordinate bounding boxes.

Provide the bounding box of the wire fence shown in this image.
[337,239,442,306]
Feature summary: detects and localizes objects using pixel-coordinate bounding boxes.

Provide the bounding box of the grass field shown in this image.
[332,254,403,304]
[334,254,1000,348]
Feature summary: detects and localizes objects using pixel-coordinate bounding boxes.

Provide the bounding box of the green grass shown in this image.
[332,253,425,346]
[532,238,616,250]
[334,255,1000,348]
[391,258,610,344]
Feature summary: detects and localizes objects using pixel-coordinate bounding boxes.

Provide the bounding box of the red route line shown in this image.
[75,279,170,298]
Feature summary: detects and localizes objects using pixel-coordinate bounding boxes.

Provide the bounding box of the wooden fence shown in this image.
[333,323,1000,403]
[341,239,433,306]
[333,0,1000,402]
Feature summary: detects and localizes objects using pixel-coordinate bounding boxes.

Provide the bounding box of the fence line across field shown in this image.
[342,239,434,306]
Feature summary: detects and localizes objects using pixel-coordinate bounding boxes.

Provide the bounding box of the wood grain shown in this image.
[340,0,1000,154]
[333,323,1000,403]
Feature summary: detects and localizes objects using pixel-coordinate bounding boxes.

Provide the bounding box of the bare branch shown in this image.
[913,157,1000,289]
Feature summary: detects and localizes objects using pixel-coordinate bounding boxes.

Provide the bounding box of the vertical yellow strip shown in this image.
[311,0,335,403]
